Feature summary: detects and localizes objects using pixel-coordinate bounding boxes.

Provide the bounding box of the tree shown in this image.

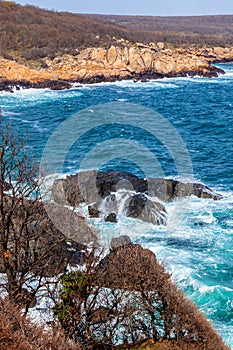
[0,124,93,311]
[53,247,139,348]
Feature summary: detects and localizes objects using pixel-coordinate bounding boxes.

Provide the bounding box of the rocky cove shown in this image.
[1,43,233,91]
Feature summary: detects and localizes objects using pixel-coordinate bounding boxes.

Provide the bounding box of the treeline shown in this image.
[90,14,233,47]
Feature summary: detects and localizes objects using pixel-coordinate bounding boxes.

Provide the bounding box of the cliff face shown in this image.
[0,43,233,90]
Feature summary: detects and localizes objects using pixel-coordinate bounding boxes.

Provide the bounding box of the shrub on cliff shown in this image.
[53,245,230,350]
[0,124,92,311]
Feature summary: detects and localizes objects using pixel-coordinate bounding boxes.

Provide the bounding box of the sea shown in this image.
[0,63,233,347]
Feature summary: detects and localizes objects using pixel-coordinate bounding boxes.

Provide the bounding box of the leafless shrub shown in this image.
[54,244,230,349]
[0,124,94,311]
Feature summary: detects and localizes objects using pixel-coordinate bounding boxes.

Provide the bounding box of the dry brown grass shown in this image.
[117,338,229,350]
[0,297,81,350]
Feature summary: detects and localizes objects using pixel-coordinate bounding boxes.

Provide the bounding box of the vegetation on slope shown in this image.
[0,1,232,66]
[0,1,131,62]
[90,14,233,47]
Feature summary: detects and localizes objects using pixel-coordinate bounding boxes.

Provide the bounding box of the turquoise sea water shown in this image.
[1,64,233,347]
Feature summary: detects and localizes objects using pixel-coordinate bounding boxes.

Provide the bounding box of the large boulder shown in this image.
[125,193,167,225]
[110,235,132,249]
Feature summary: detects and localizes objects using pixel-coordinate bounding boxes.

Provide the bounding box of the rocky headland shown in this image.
[1,43,233,92]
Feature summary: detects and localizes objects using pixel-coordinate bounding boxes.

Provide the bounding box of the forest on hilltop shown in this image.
[91,14,233,47]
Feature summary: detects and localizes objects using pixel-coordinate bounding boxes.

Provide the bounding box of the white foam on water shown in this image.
[199,285,233,294]
[79,78,179,90]
[1,110,21,116]
[1,87,83,107]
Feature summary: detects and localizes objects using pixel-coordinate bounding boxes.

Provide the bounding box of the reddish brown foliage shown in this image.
[54,245,230,349]
[0,297,81,350]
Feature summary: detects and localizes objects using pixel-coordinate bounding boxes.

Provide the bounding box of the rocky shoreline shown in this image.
[1,43,233,92]
[52,170,222,226]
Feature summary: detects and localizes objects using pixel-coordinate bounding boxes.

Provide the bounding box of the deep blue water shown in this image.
[1,63,233,347]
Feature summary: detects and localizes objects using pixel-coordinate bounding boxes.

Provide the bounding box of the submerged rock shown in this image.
[88,203,100,218]
[104,212,117,223]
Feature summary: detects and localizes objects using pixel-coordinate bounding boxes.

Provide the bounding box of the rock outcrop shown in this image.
[1,43,233,91]
[110,235,132,249]
[52,170,222,205]
[51,170,222,226]
[104,212,117,223]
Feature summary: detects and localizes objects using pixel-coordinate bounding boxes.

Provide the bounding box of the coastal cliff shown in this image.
[0,43,233,91]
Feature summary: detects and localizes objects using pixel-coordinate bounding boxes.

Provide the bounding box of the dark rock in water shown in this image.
[148,178,222,201]
[125,193,147,218]
[101,190,167,226]
[125,193,167,226]
[110,235,132,249]
[0,79,72,92]
[52,170,222,206]
[96,170,147,197]
[51,170,147,207]
[52,170,99,207]
[88,203,100,218]
[105,212,117,223]
[188,182,222,200]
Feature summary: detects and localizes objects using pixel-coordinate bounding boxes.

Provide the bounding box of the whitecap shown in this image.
[199,285,233,294]
[1,110,21,116]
